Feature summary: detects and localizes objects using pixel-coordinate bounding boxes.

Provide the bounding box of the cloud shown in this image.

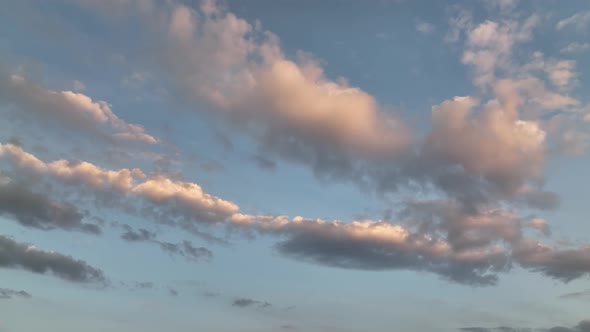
[512,240,590,282]
[232,297,272,309]
[544,60,577,90]
[0,288,32,299]
[556,12,590,31]
[427,95,545,198]
[559,289,590,300]
[58,2,574,203]
[416,20,434,34]
[0,234,106,284]
[459,320,590,332]
[527,218,550,236]
[483,0,519,11]
[462,16,538,87]
[3,143,590,286]
[0,2,587,288]
[240,214,510,286]
[0,143,239,235]
[119,280,155,292]
[132,281,154,290]
[560,43,590,54]
[0,72,158,144]
[0,177,101,234]
[250,153,277,171]
[72,80,86,91]
[120,225,212,261]
[100,1,412,169]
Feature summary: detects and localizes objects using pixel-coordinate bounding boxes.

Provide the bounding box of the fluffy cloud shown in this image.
[116,1,412,168]
[0,72,157,144]
[427,96,545,196]
[0,235,106,284]
[462,16,538,87]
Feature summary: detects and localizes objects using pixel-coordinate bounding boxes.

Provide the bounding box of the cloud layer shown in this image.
[3,143,590,286]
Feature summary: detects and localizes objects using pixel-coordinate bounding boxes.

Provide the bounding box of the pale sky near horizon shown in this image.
[1,1,590,331]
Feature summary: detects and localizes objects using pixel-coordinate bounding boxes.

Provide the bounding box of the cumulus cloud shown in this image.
[0,288,32,299]
[427,96,545,197]
[0,235,106,284]
[103,1,412,170]
[0,72,158,144]
[0,143,237,229]
[0,177,100,234]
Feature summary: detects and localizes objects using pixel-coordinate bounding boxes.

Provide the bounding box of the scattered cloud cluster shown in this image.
[121,224,212,261]
[3,142,590,286]
[0,0,589,296]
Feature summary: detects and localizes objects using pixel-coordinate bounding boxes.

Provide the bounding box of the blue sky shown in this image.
[1,1,590,331]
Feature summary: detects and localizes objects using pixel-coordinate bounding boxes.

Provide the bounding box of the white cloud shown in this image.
[556,11,590,31]
[416,21,434,34]
[0,73,158,144]
[462,16,538,87]
[72,80,86,91]
[560,42,590,54]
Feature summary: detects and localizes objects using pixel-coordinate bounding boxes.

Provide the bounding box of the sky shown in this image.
[1,0,590,331]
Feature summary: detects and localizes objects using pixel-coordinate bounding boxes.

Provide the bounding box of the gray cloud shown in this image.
[250,153,277,171]
[0,234,106,284]
[136,281,153,289]
[559,289,590,300]
[0,180,101,234]
[460,320,590,332]
[121,226,156,242]
[232,297,272,309]
[512,240,590,282]
[275,227,508,286]
[121,225,212,261]
[0,288,32,299]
